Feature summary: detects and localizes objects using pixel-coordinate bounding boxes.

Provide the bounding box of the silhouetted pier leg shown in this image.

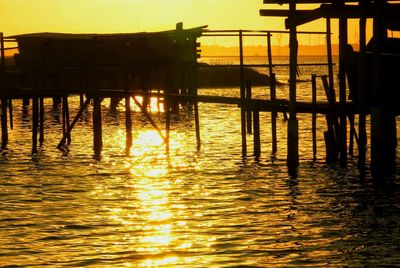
[267,32,277,154]
[246,81,252,135]
[287,3,299,174]
[338,14,348,166]
[57,98,91,150]
[165,94,171,154]
[194,103,201,151]
[311,74,317,161]
[239,30,247,156]
[62,96,71,144]
[322,76,338,163]
[62,98,66,141]
[93,96,102,158]
[52,96,61,110]
[1,98,8,149]
[125,95,133,152]
[358,16,367,176]
[80,94,84,108]
[22,98,29,107]
[110,97,120,113]
[348,114,355,157]
[270,74,278,154]
[370,10,396,178]
[253,110,261,157]
[39,97,44,146]
[32,97,39,154]
[8,99,13,130]
[191,57,201,151]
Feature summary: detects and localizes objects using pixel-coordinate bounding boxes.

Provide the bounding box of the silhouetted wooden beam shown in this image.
[171,94,357,114]
[261,4,400,27]
[263,0,360,3]
[260,9,322,29]
[57,98,91,150]
[319,3,400,19]
[131,96,167,144]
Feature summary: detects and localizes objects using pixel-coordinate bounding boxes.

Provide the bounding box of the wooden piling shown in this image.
[32,97,39,154]
[93,96,102,158]
[246,80,252,134]
[0,34,7,149]
[348,114,355,157]
[311,74,317,161]
[326,19,335,106]
[338,13,348,166]
[267,32,278,154]
[57,98,91,149]
[370,7,396,178]
[253,110,261,157]
[194,103,201,150]
[194,87,201,151]
[1,98,8,149]
[39,97,44,146]
[239,30,247,156]
[322,75,339,163]
[358,16,367,175]
[165,92,171,154]
[62,96,71,144]
[287,2,299,173]
[125,95,133,151]
[8,99,13,130]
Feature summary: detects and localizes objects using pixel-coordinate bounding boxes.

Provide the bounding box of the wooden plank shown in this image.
[263,0,360,3]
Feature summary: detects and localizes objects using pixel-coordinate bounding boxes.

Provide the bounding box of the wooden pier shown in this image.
[261,0,400,177]
[0,12,399,178]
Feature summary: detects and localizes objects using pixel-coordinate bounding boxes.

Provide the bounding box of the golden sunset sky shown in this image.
[0,0,366,46]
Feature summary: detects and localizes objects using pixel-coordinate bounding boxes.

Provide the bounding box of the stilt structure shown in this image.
[0,24,204,156]
[260,0,400,177]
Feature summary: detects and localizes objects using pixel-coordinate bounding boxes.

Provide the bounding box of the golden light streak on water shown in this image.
[128,96,165,113]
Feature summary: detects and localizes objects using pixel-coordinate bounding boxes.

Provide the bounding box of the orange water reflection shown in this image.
[106,127,197,267]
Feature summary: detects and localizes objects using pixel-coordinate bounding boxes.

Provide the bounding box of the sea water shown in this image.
[0,56,399,267]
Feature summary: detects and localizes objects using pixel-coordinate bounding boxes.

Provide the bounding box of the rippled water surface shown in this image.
[1,57,400,267]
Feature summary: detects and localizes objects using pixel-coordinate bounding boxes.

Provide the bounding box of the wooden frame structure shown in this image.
[0,23,205,158]
[260,0,400,177]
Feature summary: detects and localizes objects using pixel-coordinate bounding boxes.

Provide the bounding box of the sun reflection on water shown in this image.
[101,113,203,266]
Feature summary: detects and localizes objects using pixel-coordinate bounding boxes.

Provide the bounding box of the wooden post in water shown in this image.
[32,97,39,154]
[0,34,13,131]
[311,74,317,161]
[246,80,252,134]
[8,99,13,130]
[1,98,8,149]
[165,89,171,155]
[239,30,247,156]
[252,78,261,157]
[253,109,261,158]
[370,4,396,178]
[123,43,133,152]
[267,32,277,154]
[62,96,71,144]
[338,10,348,166]
[192,58,201,151]
[39,97,44,146]
[326,19,335,109]
[125,94,133,152]
[93,96,102,158]
[358,14,367,175]
[287,3,299,173]
[0,33,8,149]
[92,40,102,158]
[348,114,355,157]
